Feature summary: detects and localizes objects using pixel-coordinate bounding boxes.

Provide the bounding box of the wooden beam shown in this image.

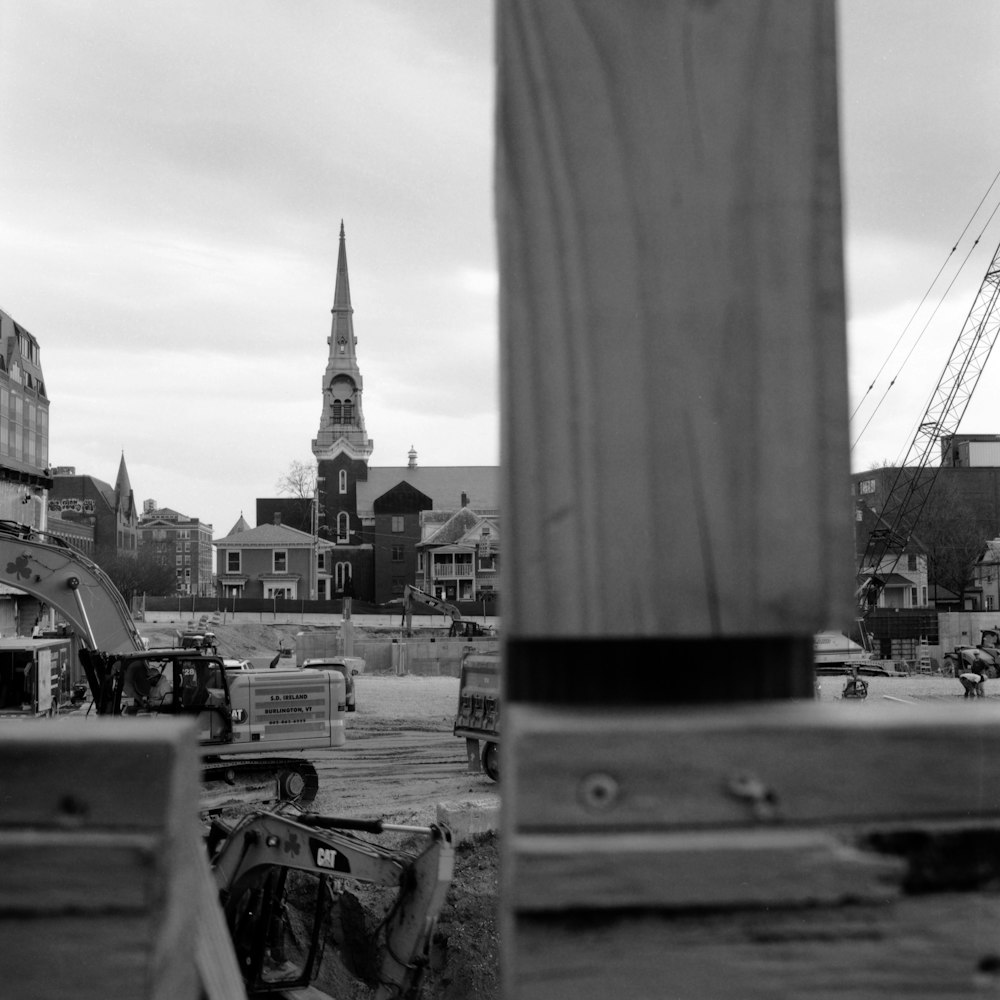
[497,0,851,657]
[489,3,1000,998]
[0,719,243,1000]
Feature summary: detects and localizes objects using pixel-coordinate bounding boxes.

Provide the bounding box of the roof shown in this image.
[419,507,499,550]
[214,522,332,548]
[226,514,252,536]
[357,466,499,516]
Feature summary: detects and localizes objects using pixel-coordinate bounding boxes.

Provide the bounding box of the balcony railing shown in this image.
[431,564,474,577]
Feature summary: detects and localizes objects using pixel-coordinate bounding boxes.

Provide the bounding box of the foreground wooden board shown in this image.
[502,702,1000,998]
[0,719,243,1000]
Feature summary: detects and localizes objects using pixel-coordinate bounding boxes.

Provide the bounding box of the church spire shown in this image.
[332,220,352,311]
[114,451,132,506]
[312,222,374,463]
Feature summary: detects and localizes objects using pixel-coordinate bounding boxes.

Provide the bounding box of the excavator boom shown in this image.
[0,520,144,652]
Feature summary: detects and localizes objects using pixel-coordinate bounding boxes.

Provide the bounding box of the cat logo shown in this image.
[316,847,338,869]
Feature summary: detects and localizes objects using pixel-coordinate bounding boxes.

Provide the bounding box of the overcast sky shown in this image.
[1,2,999,537]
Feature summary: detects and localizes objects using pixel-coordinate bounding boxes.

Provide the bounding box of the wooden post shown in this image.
[497,3,1000,997]
[0,719,244,1000]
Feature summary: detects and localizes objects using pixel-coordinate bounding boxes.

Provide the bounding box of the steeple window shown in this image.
[339,469,347,494]
[336,512,350,542]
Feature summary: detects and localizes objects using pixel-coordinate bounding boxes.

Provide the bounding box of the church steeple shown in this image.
[313,222,374,463]
[332,220,352,312]
[114,451,132,505]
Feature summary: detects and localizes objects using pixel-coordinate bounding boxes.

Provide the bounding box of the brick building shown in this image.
[48,455,138,558]
[137,500,214,595]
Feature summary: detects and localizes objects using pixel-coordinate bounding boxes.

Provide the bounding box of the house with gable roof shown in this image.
[416,506,499,604]
[214,512,334,600]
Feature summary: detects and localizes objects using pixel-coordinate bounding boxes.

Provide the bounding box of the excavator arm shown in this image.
[0,520,144,653]
[400,583,461,632]
[209,807,454,999]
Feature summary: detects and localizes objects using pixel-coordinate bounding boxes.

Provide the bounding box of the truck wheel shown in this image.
[482,741,500,782]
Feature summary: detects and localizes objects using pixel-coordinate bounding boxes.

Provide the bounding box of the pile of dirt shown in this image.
[137,621,378,660]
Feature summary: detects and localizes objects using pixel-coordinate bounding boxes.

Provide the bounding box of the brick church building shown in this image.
[247,223,499,605]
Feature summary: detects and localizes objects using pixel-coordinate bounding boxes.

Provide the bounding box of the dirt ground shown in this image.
[137,621,500,1000]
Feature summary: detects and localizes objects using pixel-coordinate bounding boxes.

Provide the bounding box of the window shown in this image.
[227,551,241,573]
[391,516,404,533]
[332,400,342,422]
[859,479,876,495]
[274,550,288,573]
[339,469,347,494]
[910,587,917,607]
[391,576,405,595]
[391,545,404,562]
[907,553,917,571]
[337,512,350,543]
[335,561,352,589]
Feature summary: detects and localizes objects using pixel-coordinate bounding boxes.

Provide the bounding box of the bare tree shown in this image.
[276,460,317,498]
[275,460,319,534]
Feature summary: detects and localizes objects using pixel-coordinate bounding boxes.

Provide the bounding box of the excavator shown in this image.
[399,583,494,638]
[0,519,345,810]
[208,804,454,999]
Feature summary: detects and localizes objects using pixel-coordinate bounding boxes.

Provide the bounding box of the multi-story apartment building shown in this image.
[138,500,214,596]
[0,308,53,632]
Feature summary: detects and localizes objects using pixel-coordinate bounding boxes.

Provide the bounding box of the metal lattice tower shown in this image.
[859,240,1000,600]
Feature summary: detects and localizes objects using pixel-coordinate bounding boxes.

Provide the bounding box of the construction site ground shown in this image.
[135,622,993,998]
[137,621,500,1000]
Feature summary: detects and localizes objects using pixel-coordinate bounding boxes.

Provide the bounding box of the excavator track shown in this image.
[200,756,319,813]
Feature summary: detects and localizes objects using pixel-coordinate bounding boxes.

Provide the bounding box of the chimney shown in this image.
[408,445,418,469]
[461,492,469,508]
[273,512,282,526]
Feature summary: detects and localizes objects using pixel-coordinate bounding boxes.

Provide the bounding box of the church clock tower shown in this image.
[312,223,373,587]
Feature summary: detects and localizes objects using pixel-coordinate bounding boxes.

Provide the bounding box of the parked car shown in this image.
[302,656,364,712]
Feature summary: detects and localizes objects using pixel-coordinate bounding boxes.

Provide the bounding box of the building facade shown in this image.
[214,514,333,600]
[137,500,214,595]
[0,308,53,633]
[416,506,500,604]
[48,455,138,558]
